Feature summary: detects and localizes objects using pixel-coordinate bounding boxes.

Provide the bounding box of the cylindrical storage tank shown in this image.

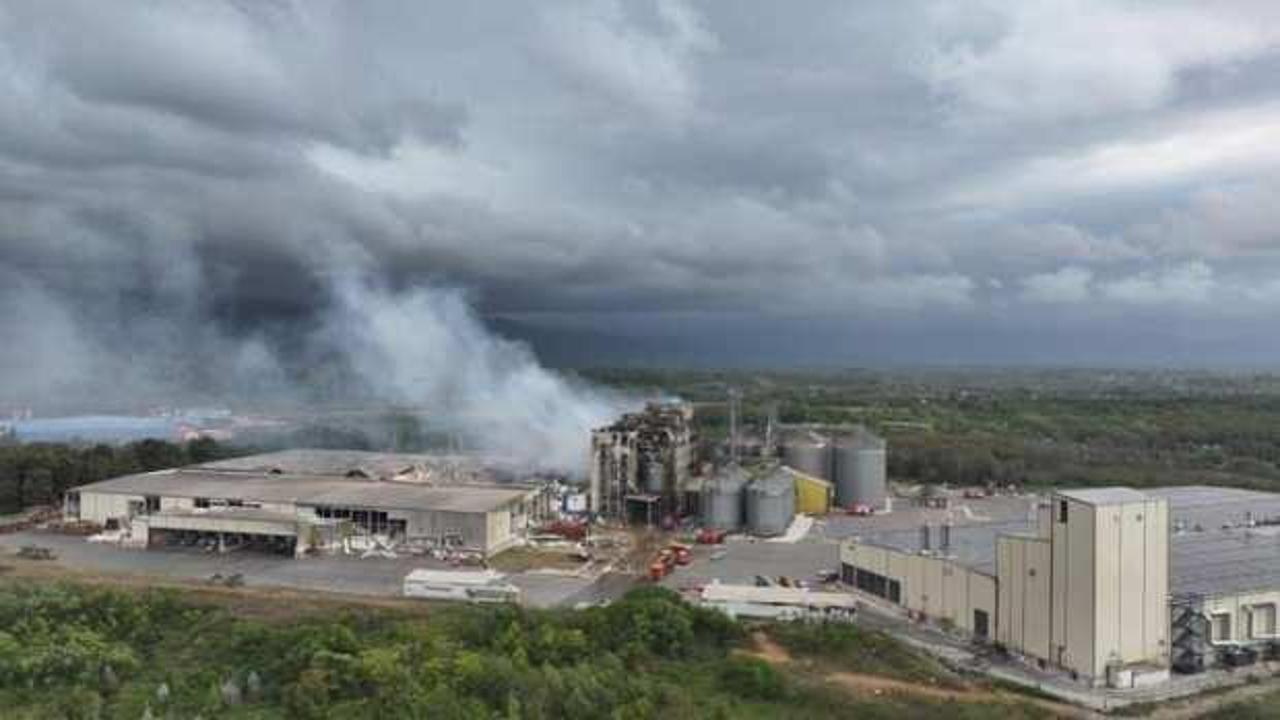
[782,434,832,481]
[834,430,887,509]
[745,470,795,537]
[702,467,746,531]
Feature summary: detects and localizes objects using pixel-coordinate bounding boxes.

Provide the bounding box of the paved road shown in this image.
[562,571,640,607]
[0,531,592,608]
[659,536,840,594]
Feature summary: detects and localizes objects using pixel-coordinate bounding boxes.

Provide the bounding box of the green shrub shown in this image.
[720,657,787,700]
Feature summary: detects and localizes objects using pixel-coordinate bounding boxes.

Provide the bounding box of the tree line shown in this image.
[0,438,238,516]
[0,583,1024,719]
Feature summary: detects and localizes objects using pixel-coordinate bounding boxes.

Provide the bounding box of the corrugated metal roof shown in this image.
[1055,487,1151,505]
[194,449,518,483]
[849,484,1280,599]
[1152,485,1280,598]
[73,468,532,513]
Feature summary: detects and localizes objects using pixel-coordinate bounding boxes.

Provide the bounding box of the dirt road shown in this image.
[745,632,1093,718]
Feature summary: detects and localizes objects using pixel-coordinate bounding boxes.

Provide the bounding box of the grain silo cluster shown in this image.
[780,426,888,512]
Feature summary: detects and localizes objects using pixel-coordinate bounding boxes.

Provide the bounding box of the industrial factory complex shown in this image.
[841,484,1280,687]
[65,449,553,558]
[589,403,888,533]
[17,399,1280,704]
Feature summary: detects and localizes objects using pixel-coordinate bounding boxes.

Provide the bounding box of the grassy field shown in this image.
[1195,687,1280,719]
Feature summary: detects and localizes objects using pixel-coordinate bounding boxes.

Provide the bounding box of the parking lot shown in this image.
[658,535,840,595]
[0,531,596,608]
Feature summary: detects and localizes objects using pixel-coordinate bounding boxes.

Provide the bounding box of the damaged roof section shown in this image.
[193,448,528,486]
[73,467,534,514]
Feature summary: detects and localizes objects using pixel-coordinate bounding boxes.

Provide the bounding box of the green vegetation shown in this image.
[0,439,240,515]
[0,583,1047,719]
[587,367,1280,493]
[1196,687,1280,719]
[769,620,960,688]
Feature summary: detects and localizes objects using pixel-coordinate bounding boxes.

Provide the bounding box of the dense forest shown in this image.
[589,368,1280,494]
[0,439,240,516]
[0,583,1044,719]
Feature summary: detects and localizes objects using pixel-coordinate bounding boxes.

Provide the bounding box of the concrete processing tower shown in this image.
[588,403,696,524]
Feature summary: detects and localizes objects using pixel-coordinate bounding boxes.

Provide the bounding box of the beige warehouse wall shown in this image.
[486,507,512,552]
[1051,495,1097,677]
[1092,498,1169,675]
[841,541,996,636]
[78,492,139,525]
[1141,499,1170,665]
[969,573,996,636]
[1200,590,1280,644]
[997,535,1052,662]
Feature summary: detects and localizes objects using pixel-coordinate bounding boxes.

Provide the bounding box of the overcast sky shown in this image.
[4,0,1280,375]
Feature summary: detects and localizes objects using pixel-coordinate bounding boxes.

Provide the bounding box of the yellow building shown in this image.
[784,466,833,514]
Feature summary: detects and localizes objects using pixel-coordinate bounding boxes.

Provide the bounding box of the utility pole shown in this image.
[728,387,741,468]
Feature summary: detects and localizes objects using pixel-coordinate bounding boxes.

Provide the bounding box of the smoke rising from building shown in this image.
[322,276,632,473]
[0,265,633,475]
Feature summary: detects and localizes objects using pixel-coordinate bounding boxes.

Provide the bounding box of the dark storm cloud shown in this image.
[3,0,1280,385]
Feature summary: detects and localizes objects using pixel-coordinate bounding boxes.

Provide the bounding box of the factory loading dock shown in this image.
[131,504,352,558]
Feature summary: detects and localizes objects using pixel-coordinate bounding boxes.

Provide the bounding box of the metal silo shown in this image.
[782,432,832,481]
[702,466,746,531]
[833,429,887,509]
[745,469,795,537]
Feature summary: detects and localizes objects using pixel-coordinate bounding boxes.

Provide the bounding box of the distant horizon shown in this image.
[6,2,1280,423]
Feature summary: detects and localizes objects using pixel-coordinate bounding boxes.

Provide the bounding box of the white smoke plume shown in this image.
[320,276,633,473]
[0,266,635,476]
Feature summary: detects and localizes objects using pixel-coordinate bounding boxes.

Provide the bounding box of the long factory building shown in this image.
[841,485,1280,687]
[65,449,552,557]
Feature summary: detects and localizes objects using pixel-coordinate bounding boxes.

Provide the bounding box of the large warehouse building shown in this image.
[65,449,552,558]
[841,485,1280,687]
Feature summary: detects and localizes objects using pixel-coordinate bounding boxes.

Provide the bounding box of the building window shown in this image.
[1251,604,1276,638]
[1058,500,1068,523]
[1211,613,1232,643]
[194,498,210,509]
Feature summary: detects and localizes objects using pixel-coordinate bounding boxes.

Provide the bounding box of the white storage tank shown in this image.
[745,469,795,537]
[702,466,747,531]
[782,432,832,481]
[833,429,887,510]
